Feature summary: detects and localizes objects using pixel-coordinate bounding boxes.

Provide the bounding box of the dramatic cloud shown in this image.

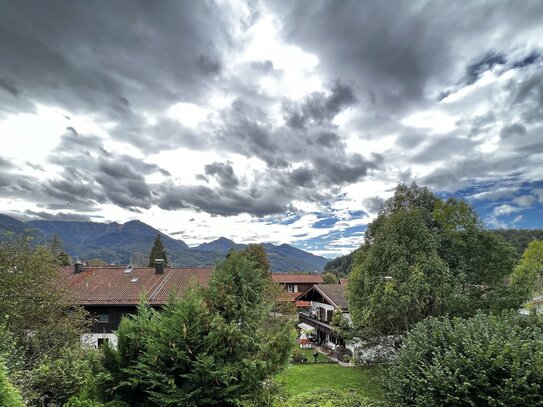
[0,0,542,257]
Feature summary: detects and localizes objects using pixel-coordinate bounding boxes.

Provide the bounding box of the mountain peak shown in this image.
[196,237,238,251]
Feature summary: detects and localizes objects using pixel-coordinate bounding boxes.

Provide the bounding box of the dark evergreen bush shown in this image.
[383,312,543,406]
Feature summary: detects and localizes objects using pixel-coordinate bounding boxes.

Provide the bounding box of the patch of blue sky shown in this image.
[312,216,339,229]
[447,180,543,229]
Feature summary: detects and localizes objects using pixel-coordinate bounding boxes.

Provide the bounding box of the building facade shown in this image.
[295,284,350,348]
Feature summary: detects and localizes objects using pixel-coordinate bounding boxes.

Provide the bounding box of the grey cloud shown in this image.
[24,210,93,222]
[500,123,527,139]
[0,156,14,168]
[465,52,507,85]
[158,184,290,217]
[204,162,240,188]
[270,0,543,114]
[363,196,385,214]
[283,81,356,128]
[0,78,19,97]
[0,0,243,137]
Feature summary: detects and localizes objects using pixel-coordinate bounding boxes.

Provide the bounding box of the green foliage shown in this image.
[348,182,521,338]
[510,240,543,298]
[383,312,543,406]
[63,398,128,407]
[279,389,372,407]
[493,229,543,255]
[50,234,71,266]
[0,237,88,366]
[323,249,360,275]
[148,233,167,267]
[20,347,91,407]
[88,258,108,266]
[331,310,353,341]
[349,208,454,337]
[96,249,294,406]
[0,358,24,407]
[322,272,338,284]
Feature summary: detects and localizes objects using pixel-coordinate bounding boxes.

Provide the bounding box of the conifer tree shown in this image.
[148,233,167,267]
[97,249,294,406]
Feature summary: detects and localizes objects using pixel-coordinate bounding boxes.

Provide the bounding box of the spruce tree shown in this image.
[148,233,167,267]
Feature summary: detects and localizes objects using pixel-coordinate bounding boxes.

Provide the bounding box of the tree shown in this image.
[322,272,338,284]
[347,182,520,339]
[148,233,167,267]
[0,237,88,366]
[383,312,543,406]
[88,258,108,266]
[509,240,543,306]
[49,234,71,266]
[96,249,294,406]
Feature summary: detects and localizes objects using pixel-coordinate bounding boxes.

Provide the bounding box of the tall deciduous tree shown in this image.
[148,233,167,267]
[347,182,522,338]
[0,237,87,365]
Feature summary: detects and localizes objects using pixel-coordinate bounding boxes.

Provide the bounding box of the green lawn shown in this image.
[295,346,334,363]
[277,363,384,400]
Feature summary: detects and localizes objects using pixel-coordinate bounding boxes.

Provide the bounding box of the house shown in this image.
[295,284,351,349]
[60,260,213,348]
[520,294,543,315]
[272,273,324,308]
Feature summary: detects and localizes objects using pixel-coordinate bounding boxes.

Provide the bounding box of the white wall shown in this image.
[81,333,118,349]
[311,301,335,312]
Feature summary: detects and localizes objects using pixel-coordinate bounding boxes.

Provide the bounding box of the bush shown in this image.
[63,398,128,407]
[280,389,372,407]
[291,349,308,363]
[21,346,92,407]
[0,358,24,407]
[383,312,543,406]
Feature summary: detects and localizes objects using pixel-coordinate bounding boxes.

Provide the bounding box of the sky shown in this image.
[0,0,543,258]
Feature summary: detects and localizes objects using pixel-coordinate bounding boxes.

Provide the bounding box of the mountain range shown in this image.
[0,214,327,272]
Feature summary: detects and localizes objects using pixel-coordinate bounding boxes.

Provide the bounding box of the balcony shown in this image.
[299,310,332,330]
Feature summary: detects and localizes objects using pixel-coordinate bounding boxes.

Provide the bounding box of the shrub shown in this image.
[291,349,308,363]
[383,312,543,406]
[63,398,128,407]
[21,346,92,407]
[280,389,372,407]
[0,358,24,407]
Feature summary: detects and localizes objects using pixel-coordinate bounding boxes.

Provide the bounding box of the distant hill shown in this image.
[0,214,327,272]
[196,237,244,251]
[0,213,45,243]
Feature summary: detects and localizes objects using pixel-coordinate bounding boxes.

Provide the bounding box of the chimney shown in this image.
[74,260,84,274]
[154,259,165,274]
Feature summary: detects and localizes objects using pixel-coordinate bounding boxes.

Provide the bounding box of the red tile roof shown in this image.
[60,266,214,306]
[272,274,324,284]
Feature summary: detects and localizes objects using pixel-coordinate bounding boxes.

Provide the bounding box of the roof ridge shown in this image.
[148,269,175,301]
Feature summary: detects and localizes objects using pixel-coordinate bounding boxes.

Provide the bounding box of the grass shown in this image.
[294,346,334,363]
[277,363,384,400]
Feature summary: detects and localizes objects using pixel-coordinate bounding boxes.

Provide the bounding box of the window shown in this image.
[294,284,298,292]
[97,313,109,323]
[97,338,109,348]
[287,284,293,293]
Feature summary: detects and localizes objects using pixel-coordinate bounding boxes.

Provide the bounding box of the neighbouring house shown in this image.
[60,260,213,348]
[272,273,324,308]
[520,294,543,315]
[295,284,352,350]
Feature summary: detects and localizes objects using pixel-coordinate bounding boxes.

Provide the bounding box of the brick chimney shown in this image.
[154,259,165,274]
[74,260,84,274]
